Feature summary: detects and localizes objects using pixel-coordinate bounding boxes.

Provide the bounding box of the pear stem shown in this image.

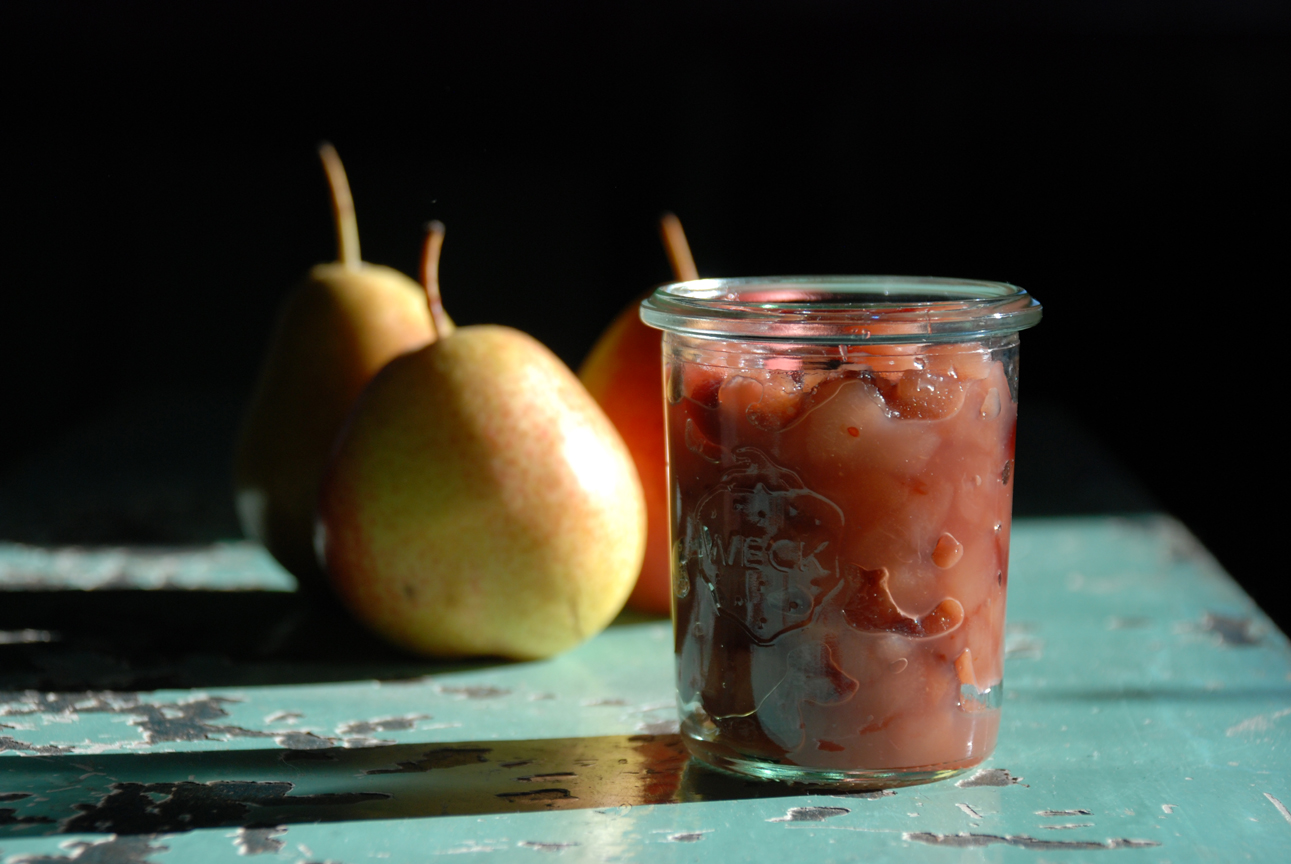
[420,221,450,341]
[660,212,699,282]
[318,142,361,270]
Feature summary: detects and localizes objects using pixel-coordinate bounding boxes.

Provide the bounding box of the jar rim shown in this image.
[639,275,1042,343]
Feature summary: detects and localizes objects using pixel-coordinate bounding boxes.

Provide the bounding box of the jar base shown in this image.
[682,736,988,789]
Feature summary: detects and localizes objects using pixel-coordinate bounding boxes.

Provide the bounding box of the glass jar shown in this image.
[640,276,1042,787]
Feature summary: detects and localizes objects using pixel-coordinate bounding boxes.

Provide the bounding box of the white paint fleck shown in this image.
[1004,635,1045,660]
[768,806,851,823]
[956,768,1025,787]
[1161,804,1176,814]
[437,840,513,855]
[231,825,286,856]
[956,803,982,819]
[1265,793,1291,825]
[1227,708,1291,737]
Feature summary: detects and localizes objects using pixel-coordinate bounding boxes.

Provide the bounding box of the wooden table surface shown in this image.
[2,515,1288,862]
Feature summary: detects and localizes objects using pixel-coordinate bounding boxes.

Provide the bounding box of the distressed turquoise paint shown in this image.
[2,516,1288,862]
[0,542,295,592]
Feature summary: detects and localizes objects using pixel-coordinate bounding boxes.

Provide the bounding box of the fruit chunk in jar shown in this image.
[669,339,1015,778]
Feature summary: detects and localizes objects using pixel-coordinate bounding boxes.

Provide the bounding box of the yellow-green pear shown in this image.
[316,225,646,660]
[234,144,450,593]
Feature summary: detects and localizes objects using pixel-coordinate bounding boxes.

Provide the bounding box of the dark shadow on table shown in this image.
[0,590,505,689]
[0,734,884,839]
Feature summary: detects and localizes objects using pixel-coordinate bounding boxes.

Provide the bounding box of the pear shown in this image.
[316,225,646,660]
[578,213,698,615]
[234,144,446,593]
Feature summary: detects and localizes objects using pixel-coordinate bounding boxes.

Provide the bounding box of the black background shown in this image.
[2,3,1286,627]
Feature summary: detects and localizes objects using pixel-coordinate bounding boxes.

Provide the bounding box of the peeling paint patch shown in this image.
[956,768,1025,787]
[2,690,359,753]
[1042,823,1095,830]
[339,737,395,749]
[0,736,73,755]
[518,841,579,852]
[1265,793,1291,825]
[366,747,491,774]
[127,697,263,744]
[905,832,1160,850]
[956,803,982,819]
[274,731,336,750]
[337,715,429,736]
[97,694,294,748]
[0,691,130,718]
[1201,613,1260,646]
[61,780,390,834]
[831,789,896,800]
[7,834,170,863]
[768,806,850,823]
[233,825,287,855]
[436,685,510,700]
[1037,809,1092,816]
[666,833,705,842]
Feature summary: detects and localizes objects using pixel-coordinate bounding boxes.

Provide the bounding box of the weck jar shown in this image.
[640,276,1042,787]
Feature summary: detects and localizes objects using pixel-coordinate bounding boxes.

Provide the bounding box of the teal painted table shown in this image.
[2,516,1288,862]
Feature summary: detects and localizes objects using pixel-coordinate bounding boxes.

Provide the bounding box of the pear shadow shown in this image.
[0,589,514,689]
[0,735,847,838]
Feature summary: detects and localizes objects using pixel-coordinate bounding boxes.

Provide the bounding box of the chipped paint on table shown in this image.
[1,515,1288,862]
